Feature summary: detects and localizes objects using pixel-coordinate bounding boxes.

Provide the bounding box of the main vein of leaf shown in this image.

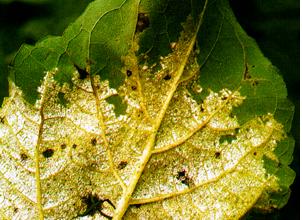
[113,1,209,219]
[35,72,54,220]
[129,123,275,205]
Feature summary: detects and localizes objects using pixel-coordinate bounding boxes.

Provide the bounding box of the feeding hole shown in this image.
[117,161,128,170]
[126,70,132,77]
[42,149,54,158]
[176,169,193,187]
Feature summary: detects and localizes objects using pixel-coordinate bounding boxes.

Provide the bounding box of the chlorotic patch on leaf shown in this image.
[0,0,295,219]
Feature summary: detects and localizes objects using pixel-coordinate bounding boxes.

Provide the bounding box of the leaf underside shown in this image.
[0,0,295,219]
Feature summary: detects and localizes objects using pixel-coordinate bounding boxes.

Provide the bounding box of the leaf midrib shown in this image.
[112,1,209,219]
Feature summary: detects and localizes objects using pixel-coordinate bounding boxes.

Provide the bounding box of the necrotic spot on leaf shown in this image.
[72,144,77,149]
[131,85,137,91]
[60,143,66,149]
[252,80,259,86]
[215,152,221,159]
[13,207,18,213]
[136,13,150,32]
[20,153,28,161]
[163,74,171,80]
[42,149,54,158]
[91,138,97,146]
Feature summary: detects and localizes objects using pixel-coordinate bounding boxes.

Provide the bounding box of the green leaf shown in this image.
[0,0,295,219]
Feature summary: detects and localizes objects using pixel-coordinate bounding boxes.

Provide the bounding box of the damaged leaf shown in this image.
[0,0,295,219]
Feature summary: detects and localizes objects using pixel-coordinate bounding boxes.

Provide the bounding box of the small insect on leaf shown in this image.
[78,193,115,219]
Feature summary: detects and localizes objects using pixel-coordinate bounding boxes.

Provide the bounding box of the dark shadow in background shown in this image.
[230,0,299,219]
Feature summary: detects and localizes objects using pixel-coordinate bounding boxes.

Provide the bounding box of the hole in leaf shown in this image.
[136,13,150,32]
[219,135,236,144]
[42,149,54,158]
[126,70,132,77]
[176,170,186,179]
[117,161,128,170]
[176,169,193,187]
[74,64,89,79]
[58,92,68,107]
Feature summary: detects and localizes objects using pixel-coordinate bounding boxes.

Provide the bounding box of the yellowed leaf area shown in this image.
[0,12,284,220]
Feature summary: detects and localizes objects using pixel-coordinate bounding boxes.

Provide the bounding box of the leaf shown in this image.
[0,0,295,219]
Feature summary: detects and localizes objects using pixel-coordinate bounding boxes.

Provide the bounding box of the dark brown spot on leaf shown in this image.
[42,149,54,158]
[163,74,171,80]
[253,152,257,156]
[215,152,221,159]
[91,138,97,146]
[252,80,259,86]
[60,143,67,149]
[117,161,128,170]
[244,63,252,80]
[131,86,137,91]
[126,70,132,77]
[72,144,77,149]
[20,153,28,161]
